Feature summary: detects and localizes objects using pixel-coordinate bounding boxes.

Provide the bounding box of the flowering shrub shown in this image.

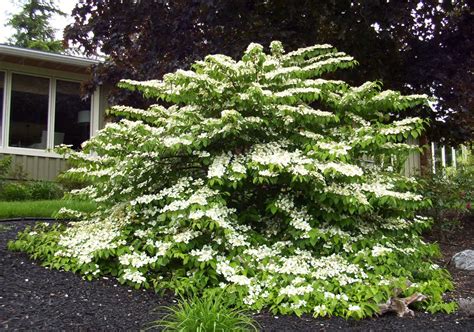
[9,42,455,318]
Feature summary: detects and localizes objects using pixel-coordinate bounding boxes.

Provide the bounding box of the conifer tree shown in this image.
[6,0,65,53]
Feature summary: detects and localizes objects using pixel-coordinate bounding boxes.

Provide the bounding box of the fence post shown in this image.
[431,142,436,174]
[452,147,457,169]
[441,145,446,169]
[461,145,468,163]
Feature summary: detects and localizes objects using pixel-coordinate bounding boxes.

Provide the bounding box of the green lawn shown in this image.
[0,200,96,219]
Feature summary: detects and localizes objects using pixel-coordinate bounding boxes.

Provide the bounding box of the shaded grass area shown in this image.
[0,200,96,219]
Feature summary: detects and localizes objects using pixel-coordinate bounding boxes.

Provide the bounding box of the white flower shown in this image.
[290,300,307,310]
[190,245,216,262]
[228,275,251,286]
[324,291,335,299]
[279,284,314,297]
[348,305,361,311]
[134,229,150,238]
[258,169,278,177]
[119,251,157,268]
[208,153,232,178]
[173,230,201,244]
[122,269,146,284]
[216,260,236,278]
[371,245,393,257]
[313,304,327,315]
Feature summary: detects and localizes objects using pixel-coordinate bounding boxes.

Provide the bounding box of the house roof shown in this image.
[0,44,101,74]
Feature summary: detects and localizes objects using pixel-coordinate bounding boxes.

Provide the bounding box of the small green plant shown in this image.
[420,154,473,236]
[147,291,259,332]
[9,162,29,180]
[0,156,12,179]
[0,224,12,233]
[0,182,30,201]
[0,180,63,201]
[29,181,64,200]
[56,170,90,192]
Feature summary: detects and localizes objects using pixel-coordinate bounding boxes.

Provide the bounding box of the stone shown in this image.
[452,249,474,271]
[458,298,474,317]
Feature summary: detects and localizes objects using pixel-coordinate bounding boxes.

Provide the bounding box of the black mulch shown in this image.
[1,220,473,331]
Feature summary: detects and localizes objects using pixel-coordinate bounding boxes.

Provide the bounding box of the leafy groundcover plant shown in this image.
[9,41,455,318]
[147,290,259,331]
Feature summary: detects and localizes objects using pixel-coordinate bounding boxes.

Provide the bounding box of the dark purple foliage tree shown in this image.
[64,0,473,144]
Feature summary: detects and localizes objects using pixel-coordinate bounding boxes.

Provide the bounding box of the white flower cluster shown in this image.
[160,186,218,213]
[190,245,216,262]
[119,251,157,268]
[56,219,123,264]
[122,269,146,284]
[379,117,421,136]
[371,245,393,257]
[318,162,363,177]
[208,153,232,178]
[277,104,334,119]
[317,141,352,156]
[244,245,280,260]
[360,182,422,201]
[173,229,202,244]
[162,136,193,147]
[248,142,325,182]
[324,291,349,301]
[283,44,334,61]
[279,284,314,297]
[55,208,84,220]
[275,194,312,235]
[324,183,369,205]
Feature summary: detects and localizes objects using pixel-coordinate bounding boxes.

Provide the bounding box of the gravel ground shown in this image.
[1,220,473,331]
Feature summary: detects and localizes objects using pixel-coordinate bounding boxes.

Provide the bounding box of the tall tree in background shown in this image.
[65,0,473,145]
[6,0,65,53]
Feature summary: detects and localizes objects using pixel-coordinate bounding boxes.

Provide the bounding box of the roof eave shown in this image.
[0,44,101,68]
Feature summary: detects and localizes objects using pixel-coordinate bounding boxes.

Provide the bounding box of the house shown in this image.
[0,44,108,181]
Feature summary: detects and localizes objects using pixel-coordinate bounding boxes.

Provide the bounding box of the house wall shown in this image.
[0,153,68,181]
[0,61,108,182]
[403,149,421,176]
[403,137,421,176]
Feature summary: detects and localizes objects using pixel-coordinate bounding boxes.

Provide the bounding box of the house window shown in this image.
[0,70,94,155]
[0,72,4,146]
[55,80,91,150]
[9,73,50,149]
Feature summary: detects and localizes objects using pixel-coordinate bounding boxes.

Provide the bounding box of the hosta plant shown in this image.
[9,41,455,318]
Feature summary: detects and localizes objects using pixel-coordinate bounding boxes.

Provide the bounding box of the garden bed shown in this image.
[424,215,474,301]
[1,220,473,331]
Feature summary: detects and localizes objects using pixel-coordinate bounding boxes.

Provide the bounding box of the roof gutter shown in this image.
[0,44,101,67]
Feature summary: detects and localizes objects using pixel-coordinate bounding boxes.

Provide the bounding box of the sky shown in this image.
[0,0,78,44]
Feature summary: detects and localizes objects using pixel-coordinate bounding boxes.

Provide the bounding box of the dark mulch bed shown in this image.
[1,220,473,331]
[424,215,474,301]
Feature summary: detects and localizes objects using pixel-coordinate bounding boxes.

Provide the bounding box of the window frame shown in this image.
[0,65,98,158]
[0,70,5,148]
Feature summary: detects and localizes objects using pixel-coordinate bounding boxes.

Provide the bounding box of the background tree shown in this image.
[64,0,473,145]
[6,0,65,53]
